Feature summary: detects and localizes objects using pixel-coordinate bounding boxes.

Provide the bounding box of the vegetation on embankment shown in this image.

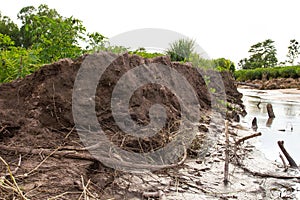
[234,66,300,82]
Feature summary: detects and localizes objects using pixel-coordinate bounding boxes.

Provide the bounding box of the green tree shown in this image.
[0,12,20,46]
[17,4,61,48]
[286,39,300,65]
[239,39,278,69]
[0,33,15,49]
[213,58,235,73]
[166,38,196,62]
[17,4,86,63]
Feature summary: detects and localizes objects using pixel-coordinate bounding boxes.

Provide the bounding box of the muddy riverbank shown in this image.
[0,53,299,199]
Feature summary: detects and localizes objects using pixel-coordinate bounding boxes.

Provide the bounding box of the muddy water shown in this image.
[238,88,300,164]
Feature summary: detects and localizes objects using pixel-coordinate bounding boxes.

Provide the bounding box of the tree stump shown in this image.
[266,103,275,118]
[252,117,258,131]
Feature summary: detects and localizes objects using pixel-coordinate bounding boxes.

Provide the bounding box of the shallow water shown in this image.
[238,88,300,164]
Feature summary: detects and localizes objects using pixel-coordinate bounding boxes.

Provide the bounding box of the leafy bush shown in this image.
[234,66,300,81]
[213,58,235,73]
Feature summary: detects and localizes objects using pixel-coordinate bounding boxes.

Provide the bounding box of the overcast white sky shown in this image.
[1,0,300,65]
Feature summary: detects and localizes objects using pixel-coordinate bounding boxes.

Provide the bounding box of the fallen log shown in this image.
[277,141,298,169]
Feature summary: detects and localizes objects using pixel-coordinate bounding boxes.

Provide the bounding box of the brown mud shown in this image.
[0,53,298,199]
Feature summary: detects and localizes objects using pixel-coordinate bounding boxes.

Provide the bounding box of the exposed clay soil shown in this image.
[0,52,254,199]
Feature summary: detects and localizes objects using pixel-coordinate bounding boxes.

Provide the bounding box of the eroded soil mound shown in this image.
[0,53,244,199]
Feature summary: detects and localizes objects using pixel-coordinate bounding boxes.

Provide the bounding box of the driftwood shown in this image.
[235,132,262,146]
[266,103,275,118]
[236,82,260,88]
[277,141,298,169]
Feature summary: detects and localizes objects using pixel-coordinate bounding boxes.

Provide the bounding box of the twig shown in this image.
[47,192,82,200]
[278,141,298,169]
[25,146,60,177]
[64,126,75,139]
[78,176,90,200]
[2,154,22,178]
[279,153,288,170]
[224,120,229,185]
[0,125,7,133]
[235,132,262,146]
[257,100,261,109]
[0,156,29,200]
[10,154,21,176]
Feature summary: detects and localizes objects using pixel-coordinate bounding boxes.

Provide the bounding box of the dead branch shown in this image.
[278,141,298,169]
[279,153,288,171]
[256,100,261,109]
[0,125,7,133]
[0,156,29,200]
[25,147,60,176]
[5,154,21,177]
[0,144,96,161]
[235,132,262,146]
[0,144,187,171]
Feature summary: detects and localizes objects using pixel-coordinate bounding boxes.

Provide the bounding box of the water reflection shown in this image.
[238,88,300,163]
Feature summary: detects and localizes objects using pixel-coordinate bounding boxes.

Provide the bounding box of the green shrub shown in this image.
[0,46,41,82]
[234,66,300,81]
[279,67,297,78]
[129,48,164,58]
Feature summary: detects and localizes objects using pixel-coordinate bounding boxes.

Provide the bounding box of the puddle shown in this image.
[238,88,300,164]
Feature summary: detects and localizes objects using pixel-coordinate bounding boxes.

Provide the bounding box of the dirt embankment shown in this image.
[0,53,245,199]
